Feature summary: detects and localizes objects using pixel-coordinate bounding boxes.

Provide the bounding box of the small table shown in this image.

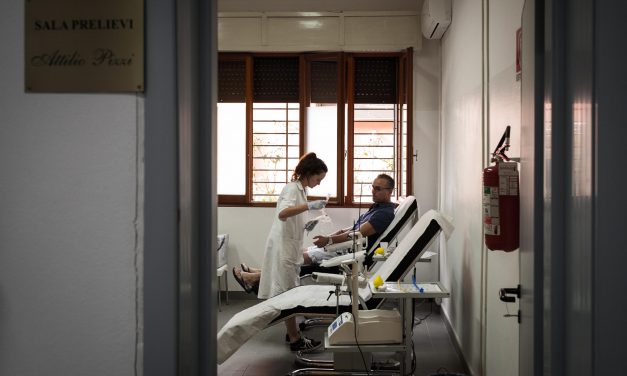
[321,281,450,374]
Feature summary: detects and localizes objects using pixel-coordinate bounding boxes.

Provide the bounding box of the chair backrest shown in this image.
[357,209,453,308]
[363,196,418,268]
[217,234,229,268]
[370,209,453,283]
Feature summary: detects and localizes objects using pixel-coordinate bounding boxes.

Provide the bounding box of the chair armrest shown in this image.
[320,251,366,268]
[325,238,366,253]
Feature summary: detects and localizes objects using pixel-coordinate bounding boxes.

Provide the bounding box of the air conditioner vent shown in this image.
[421,0,451,40]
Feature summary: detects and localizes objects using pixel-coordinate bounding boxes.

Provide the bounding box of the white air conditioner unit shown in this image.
[421,0,452,39]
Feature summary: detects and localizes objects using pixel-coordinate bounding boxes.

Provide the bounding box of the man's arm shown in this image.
[312,222,375,247]
[357,221,376,237]
[331,226,352,236]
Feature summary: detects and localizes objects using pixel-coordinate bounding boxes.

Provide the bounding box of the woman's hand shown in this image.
[307,200,327,210]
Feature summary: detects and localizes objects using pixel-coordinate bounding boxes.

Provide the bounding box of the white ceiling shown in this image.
[218,0,423,13]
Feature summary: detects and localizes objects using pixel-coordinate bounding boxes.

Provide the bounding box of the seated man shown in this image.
[232,173,396,293]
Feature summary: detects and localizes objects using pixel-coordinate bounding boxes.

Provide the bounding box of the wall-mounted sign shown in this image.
[25,0,144,92]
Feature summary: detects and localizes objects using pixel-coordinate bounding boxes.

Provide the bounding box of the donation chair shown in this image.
[298,196,418,330]
[300,195,419,277]
[217,210,454,365]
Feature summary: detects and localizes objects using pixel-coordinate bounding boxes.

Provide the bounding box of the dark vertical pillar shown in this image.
[177,0,218,374]
[594,1,627,374]
[144,0,178,375]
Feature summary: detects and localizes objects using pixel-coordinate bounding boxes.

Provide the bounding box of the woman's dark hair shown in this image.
[292,152,328,181]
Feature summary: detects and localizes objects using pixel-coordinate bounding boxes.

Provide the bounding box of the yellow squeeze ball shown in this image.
[374,247,385,255]
[373,275,384,288]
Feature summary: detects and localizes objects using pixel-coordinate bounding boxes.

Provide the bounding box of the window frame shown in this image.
[217,50,413,207]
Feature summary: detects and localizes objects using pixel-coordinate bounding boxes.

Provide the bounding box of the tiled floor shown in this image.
[217,294,469,376]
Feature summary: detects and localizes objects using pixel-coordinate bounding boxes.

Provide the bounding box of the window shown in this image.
[217,51,413,206]
[305,57,340,199]
[251,57,300,202]
[217,57,247,197]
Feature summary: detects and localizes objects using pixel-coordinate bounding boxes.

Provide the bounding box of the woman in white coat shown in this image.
[257,152,328,351]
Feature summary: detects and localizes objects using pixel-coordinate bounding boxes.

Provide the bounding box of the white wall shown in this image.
[485,0,523,375]
[0,1,142,375]
[440,1,484,374]
[218,11,422,52]
[413,37,443,282]
[439,0,523,375]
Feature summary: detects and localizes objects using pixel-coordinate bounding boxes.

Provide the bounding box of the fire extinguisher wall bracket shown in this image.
[491,125,512,162]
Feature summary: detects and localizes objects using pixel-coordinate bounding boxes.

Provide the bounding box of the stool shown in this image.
[217,264,229,311]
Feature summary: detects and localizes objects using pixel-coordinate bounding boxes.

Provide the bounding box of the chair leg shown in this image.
[217,274,222,312]
[224,272,229,305]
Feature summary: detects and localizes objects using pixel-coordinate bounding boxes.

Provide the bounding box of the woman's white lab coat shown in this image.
[257,181,308,299]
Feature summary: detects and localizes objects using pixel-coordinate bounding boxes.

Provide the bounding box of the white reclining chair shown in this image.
[298,196,419,330]
[217,209,454,365]
[300,195,419,277]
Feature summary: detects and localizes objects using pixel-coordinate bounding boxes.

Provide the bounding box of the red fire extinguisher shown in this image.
[483,126,519,252]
